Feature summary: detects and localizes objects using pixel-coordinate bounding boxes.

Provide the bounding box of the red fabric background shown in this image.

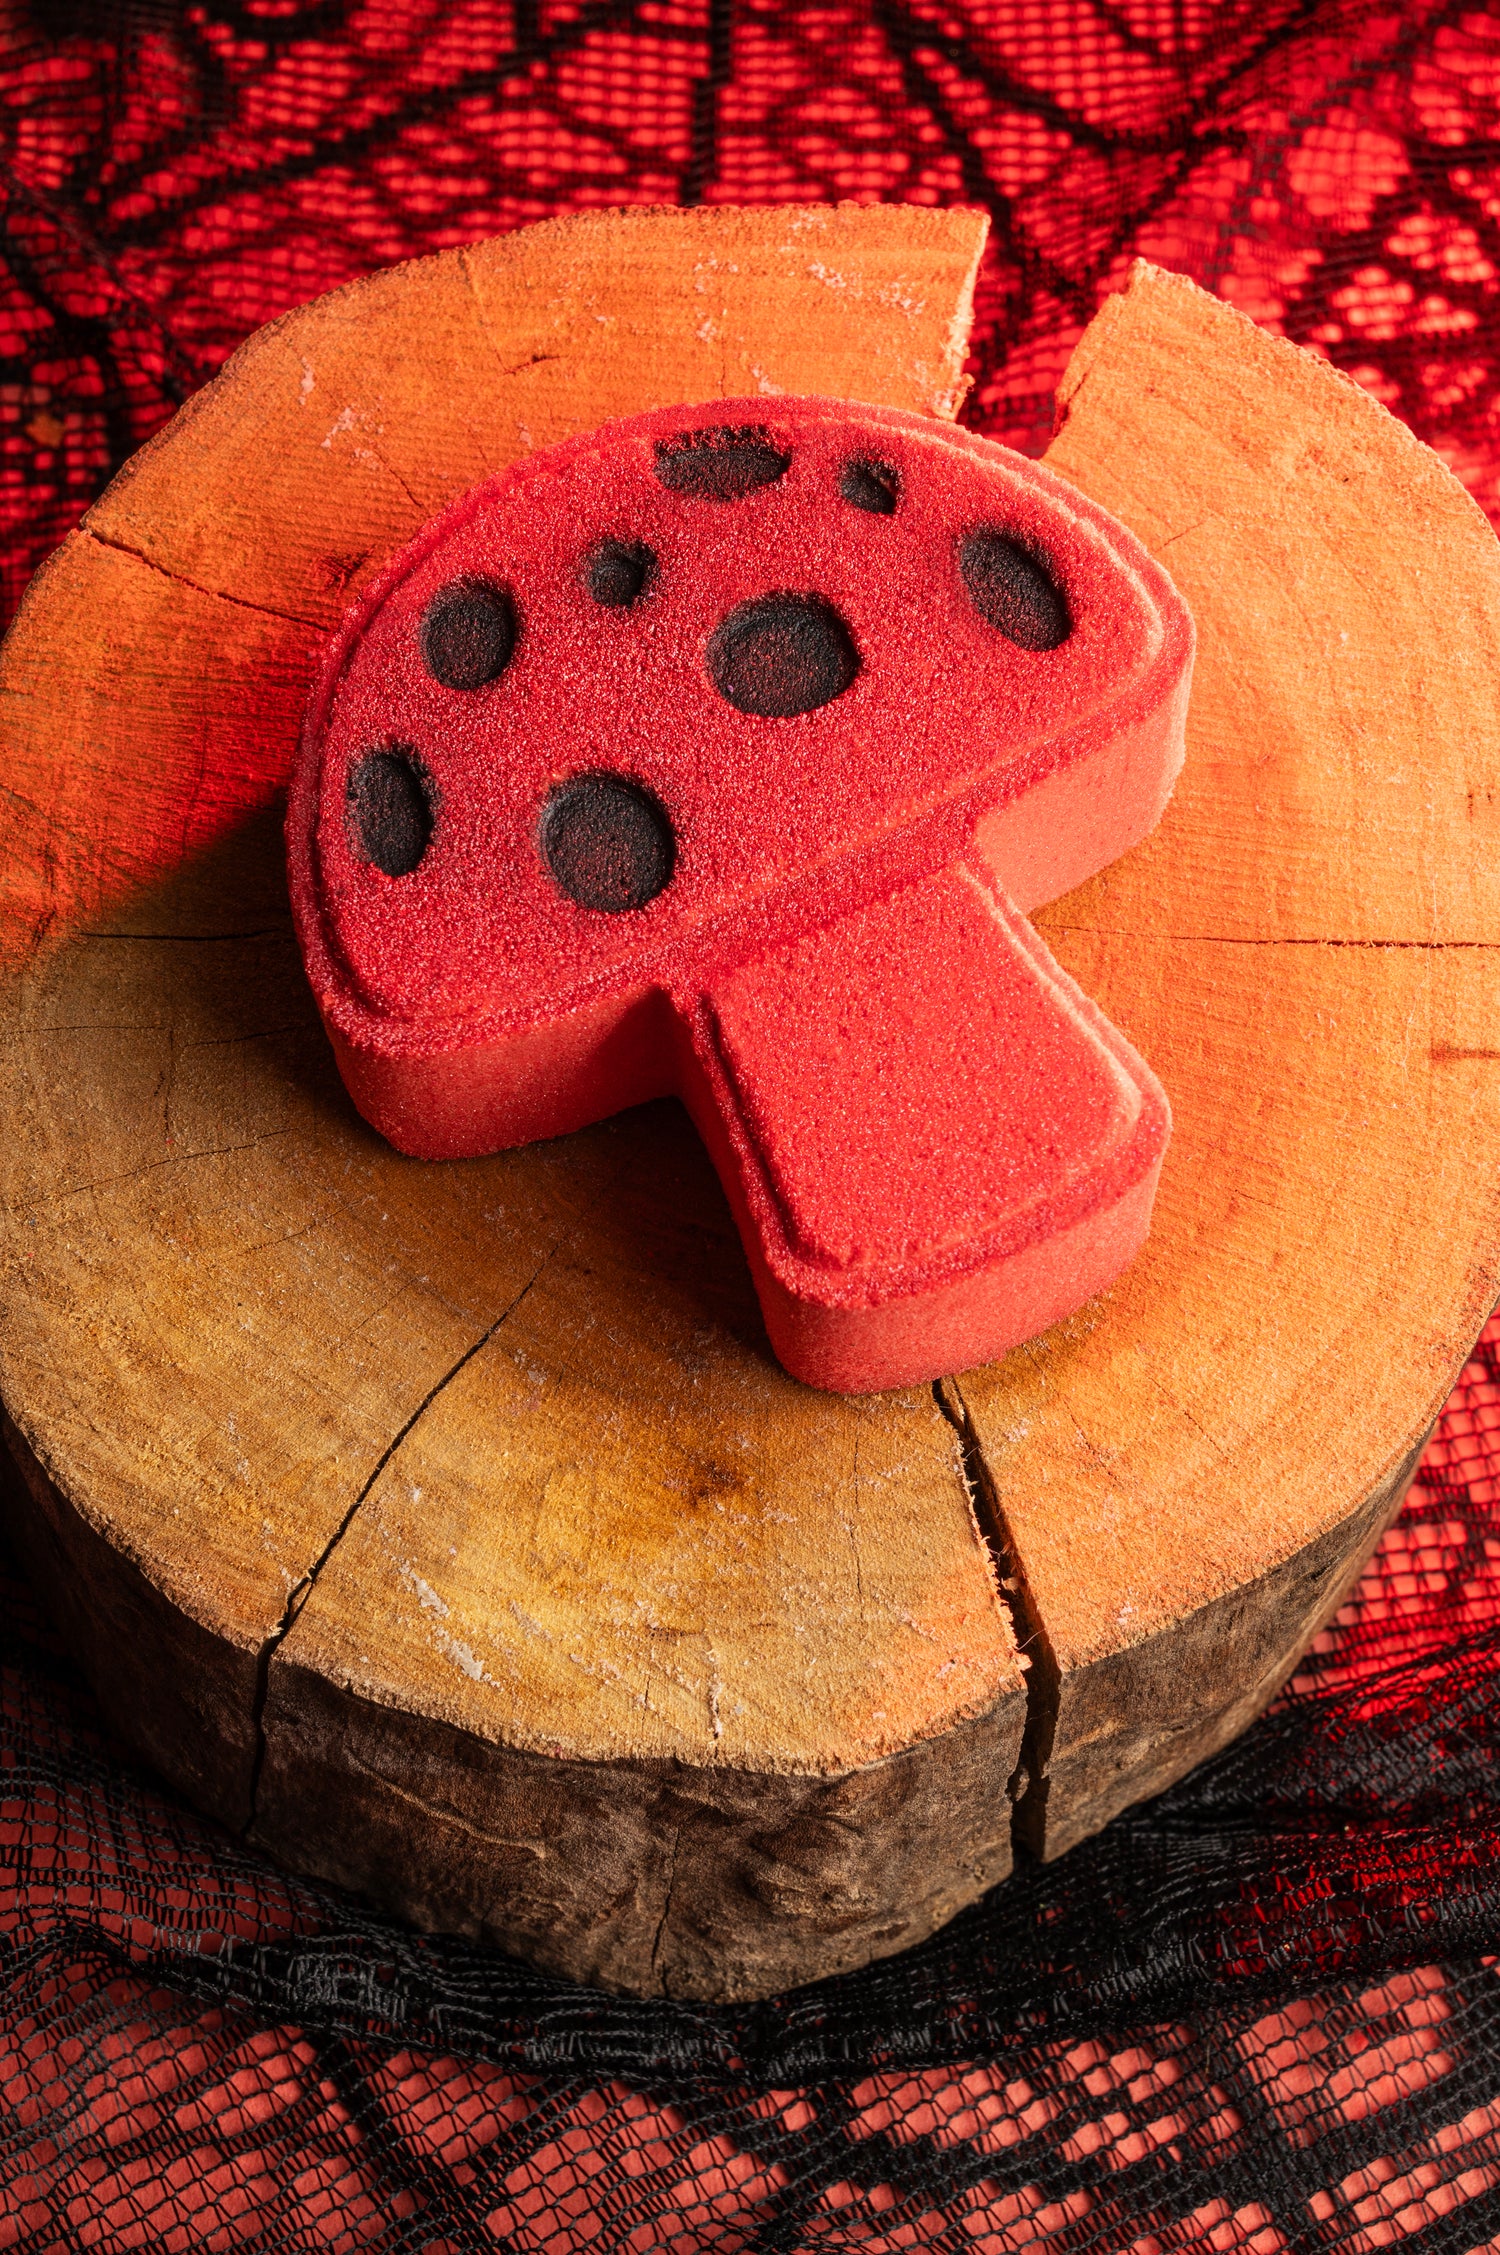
[5,4,1500,2247]
[5,0,1500,627]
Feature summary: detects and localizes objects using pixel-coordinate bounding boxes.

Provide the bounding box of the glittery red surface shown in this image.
[292,396,1189,1387]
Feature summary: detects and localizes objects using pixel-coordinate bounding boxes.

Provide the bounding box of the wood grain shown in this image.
[0,233,1495,1999]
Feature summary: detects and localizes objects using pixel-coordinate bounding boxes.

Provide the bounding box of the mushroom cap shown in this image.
[288,396,1191,1056]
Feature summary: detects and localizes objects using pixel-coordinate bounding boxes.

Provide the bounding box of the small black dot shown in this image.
[654,426,791,501]
[420,578,517,689]
[541,775,675,913]
[959,532,1070,651]
[347,747,434,878]
[840,457,900,515]
[706,594,860,719]
[586,538,657,608]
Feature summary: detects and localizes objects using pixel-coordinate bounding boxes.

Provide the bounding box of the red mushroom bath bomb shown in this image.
[286,397,1194,1394]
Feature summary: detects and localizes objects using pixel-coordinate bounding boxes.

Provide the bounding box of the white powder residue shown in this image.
[435,1628,484,1680]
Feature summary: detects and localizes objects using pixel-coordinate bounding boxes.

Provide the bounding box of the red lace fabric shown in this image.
[4,4,1500,2248]
[4,0,1500,627]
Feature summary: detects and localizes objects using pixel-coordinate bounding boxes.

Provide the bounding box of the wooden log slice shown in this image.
[0,214,1497,2002]
[0,205,1023,2005]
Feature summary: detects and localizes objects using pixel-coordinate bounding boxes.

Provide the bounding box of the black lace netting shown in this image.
[5,2,1500,2245]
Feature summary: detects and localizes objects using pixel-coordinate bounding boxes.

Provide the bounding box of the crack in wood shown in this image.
[244,1247,558,1831]
[37,1125,296,1209]
[650,1822,683,1991]
[343,1744,548,1859]
[933,1375,1058,1845]
[82,526,328,633]
[1045,925,1500,949]
[81,928,289,944]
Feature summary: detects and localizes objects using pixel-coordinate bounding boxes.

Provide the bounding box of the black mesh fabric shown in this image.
[6,3,1500,2244]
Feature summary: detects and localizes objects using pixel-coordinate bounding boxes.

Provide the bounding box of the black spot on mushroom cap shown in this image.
[347,747,434,877]
[420,577,518,689]
[586,538,658,608]
[541,775,676,913]
[706,593,861,719]
[653,426,792,500]
[959,532,1071,651]
[840,457,900,515]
